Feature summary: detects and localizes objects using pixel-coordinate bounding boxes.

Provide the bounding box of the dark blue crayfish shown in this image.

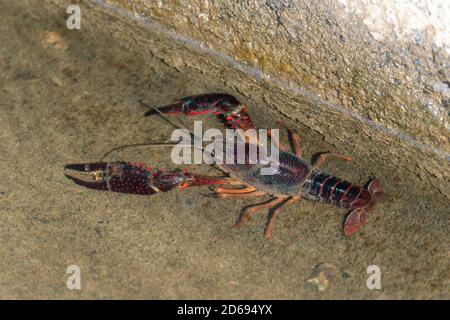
[65,94,383,238]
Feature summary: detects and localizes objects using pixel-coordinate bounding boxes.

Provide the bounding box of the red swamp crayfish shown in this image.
[65,94,383,238]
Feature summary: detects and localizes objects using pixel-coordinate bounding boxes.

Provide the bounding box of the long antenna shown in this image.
[100,100,208,161]
[140,100,194,136]
[100,142,177,161]
[139,99,208,149]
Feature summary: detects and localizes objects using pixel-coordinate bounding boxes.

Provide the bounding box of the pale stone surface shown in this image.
[338,0,450,54]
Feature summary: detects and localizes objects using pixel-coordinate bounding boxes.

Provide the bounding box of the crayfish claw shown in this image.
[65,162,182,195]
[65,173,108,191]
[64,162,110,191]
[65,162,108,173]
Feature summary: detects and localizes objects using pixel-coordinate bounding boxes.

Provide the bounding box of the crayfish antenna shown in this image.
[100,142,178,162]
[97,100,208,164]
[140,100,208,153]
[140,100,194,135]
[143,104,181,116]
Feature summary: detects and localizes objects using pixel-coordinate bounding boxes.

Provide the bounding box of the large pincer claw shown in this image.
[65,162,161,195]
[65,162,190,195]
[64,163,112,191]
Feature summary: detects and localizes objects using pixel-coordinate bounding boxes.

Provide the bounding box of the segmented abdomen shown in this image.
[303,171,369,209]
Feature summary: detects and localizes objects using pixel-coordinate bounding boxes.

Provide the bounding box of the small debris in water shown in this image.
[306,263,338,291]
[44,31,68,50]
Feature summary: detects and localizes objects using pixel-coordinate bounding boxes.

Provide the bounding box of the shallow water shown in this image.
[0,1,448,299]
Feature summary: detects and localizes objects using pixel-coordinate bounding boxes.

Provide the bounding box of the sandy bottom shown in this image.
[0,1,448,299]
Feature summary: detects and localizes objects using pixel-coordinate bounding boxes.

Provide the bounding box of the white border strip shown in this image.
[92,0,450,161]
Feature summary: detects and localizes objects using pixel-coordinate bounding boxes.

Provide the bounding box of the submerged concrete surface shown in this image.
[0,1,448,299]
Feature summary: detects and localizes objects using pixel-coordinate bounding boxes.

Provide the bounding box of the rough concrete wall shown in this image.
[103,0,449,148]
[338,0,450,54]
[90,0,449,195]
